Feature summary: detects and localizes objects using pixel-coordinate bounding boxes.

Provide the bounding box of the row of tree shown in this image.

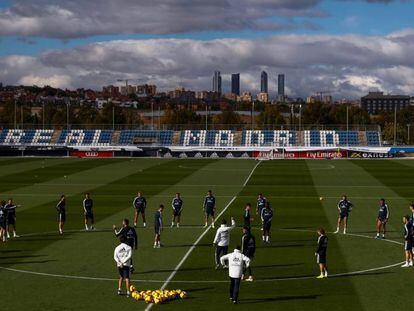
[0,101,143,128]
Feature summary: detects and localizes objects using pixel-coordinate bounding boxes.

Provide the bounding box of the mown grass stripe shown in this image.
[0,158,126,194]
[307,160,407,311]
[170,160,365,310]
[0,159,216,270]
[0,158,82,179]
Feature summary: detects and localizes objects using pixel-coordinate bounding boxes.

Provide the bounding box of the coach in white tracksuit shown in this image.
[114,236,132,296]
[213,217,236,268]
[220,246,250,304]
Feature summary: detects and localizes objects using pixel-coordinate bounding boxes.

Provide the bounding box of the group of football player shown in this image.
[4,189,413,299]
[0,198,20,242]
[333,195,414,270]
[113,190,275,299]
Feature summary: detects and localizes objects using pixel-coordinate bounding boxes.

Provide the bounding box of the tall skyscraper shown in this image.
[261,71,268,93]
[231,73,240,96]
[212,71,222,94]
[278,74,285,97]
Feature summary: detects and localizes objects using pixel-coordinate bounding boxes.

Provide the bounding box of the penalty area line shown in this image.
[145,160,261,311]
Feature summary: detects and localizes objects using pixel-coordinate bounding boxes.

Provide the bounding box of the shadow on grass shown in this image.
[350,230,397,234]
[139,266,212,274]
[259,243,306,249]
[12,237,70,242]
[0,259,57,265]
[255,263,303,269]
[162,243,211,248]
[273,239,316,243]
[240,294,321,304]
[331,271,393,279]
[280,226,316,230]
[0,250,23,254]
[260,274,315,280]
[0,254,46,260]
[182,287,215,293]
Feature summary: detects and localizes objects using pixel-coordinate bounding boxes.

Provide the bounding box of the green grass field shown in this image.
[1,158,413,311]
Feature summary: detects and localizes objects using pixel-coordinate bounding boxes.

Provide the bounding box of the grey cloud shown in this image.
[2,30,414,98]
[0,0,325,38]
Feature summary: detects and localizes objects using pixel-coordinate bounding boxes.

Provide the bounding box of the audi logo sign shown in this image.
[71,151,114,158]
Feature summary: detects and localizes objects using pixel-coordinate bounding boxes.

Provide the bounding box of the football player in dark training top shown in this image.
[133,191,147,228]
[241,226,256,282]
[376,198,389,239]
[256,193,267,216]
[401,215,413,268]
[113,218,138,273]
[334,195,353,234]
[409,203,414,224]
[261,202,273,243]
[83,193,95,231]
[0,200,6,242]
[315,227,328,278]
[5,198,20,238]
[171,193,183,228]
[243,203,252,229]
[56,195,66,235]
[203,190,216,228]
[154,204,164,248]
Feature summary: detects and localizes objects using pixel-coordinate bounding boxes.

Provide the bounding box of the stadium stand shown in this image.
[180,130,235,147]
[366,131,381,146]
[242,130,297,147]
[26,129,55,145]
[0,129,55,145]
[0,129,382,147]
[304,130,360,147]
[119,130,173,146]
[58,129,113,146]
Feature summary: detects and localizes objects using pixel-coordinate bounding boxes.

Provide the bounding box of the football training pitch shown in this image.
[0,158,413,311]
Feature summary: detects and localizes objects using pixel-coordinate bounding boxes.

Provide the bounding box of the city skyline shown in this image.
[231,74,240,97]
[0,1,414,99]
[261,71,268,94]
[278,74,285,98]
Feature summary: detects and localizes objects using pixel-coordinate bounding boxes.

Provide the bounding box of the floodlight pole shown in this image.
[112,105,115,131]
[151,101,154,130]
[158,103,161,130]
[346,105,349,147]
[66,101,70,130]
[394,105,397,146]
[20,104,23,129]
[14,99,17,128]
[251,101,254,130]
[408,124,411,145]
[42,102,45,129]
[205,103,208,131]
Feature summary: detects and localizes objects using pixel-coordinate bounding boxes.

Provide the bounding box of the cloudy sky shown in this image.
[0,0,413,98]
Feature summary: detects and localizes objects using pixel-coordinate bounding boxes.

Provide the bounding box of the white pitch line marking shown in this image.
[144,161,261,311]
[0,229,404,284]
[243,160,261,186]
[143,195,237,311]
[308,164,336,171]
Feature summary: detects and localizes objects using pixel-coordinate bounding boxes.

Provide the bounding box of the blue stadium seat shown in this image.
[118,130,173,146]
[366,131,381,146]
[0,129,54,145]
[58,130,113,146]
[304,130,360,147]
[242,130,297,147]
[179,130,235,147]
